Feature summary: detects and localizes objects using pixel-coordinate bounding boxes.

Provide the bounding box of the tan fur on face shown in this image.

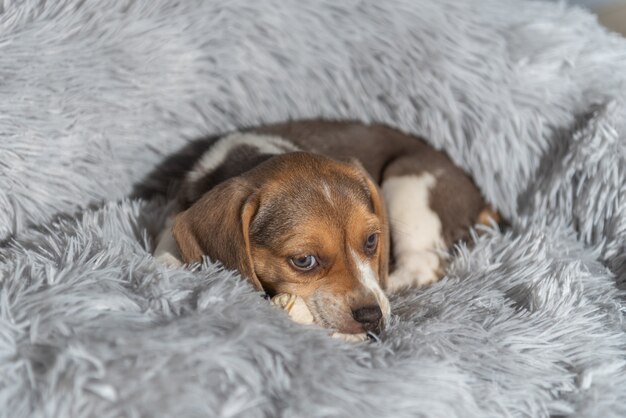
[173,152,390,334]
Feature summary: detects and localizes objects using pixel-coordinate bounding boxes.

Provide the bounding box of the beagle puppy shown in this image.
[155,120,495,337]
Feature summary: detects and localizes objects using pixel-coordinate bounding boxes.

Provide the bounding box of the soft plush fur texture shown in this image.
[1,0,625,417]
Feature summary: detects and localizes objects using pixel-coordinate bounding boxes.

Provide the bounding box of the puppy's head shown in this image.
[173,152,390,334]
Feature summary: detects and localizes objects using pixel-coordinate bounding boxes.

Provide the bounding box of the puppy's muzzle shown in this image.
[352,305,383,333]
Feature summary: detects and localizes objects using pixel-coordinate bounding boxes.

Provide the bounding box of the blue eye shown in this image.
[289,255,318,271]
[364,233,378,253]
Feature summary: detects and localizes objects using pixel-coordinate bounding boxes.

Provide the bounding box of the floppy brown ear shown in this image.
[347,159,390,290]
[172,178,263,291]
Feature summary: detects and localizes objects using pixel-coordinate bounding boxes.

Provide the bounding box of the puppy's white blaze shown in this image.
[186,133,299,184]
[350,249,391,320]
[381,174,445,290]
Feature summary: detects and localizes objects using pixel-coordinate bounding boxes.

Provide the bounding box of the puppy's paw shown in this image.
[331,332,368,342]
[154,218,184,268]
[387,269,438,293]
[271,293,315,325]
[387,252,443,293]
[155,252,184,268]
[271,294,370,343]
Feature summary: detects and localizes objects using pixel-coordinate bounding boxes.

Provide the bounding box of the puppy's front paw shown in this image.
[387,268,438,293]
[387,252,443,293]
[331,332,368,342]
[271,293,315,325]
[155,252,183,268]
[271,294,370,343]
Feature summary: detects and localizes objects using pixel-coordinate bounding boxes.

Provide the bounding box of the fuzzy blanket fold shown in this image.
[1,1,625,417]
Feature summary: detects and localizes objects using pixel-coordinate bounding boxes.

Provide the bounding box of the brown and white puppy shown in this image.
[155,120,494,336]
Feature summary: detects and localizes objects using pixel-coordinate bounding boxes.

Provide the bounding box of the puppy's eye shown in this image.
[364,233,378,254]
[289,255,318,271]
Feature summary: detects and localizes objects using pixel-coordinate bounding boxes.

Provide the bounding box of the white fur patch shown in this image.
[154,217,183,268]
[381,174,445,292]
[186,133,299,185]
[350,249,391,321]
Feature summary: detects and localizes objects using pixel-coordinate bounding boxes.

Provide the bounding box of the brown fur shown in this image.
[254,120,486,246]
[173,152,389,334]
[170,120,495,334]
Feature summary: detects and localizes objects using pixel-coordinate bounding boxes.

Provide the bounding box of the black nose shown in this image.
[352,305,383,332]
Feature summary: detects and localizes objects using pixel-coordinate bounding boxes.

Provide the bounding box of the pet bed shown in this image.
[0,0,625,417]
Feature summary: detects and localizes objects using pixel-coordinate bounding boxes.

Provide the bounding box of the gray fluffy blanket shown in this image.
[1,0,625,417]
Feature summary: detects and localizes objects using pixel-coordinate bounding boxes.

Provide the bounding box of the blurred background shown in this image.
[562,0,626,34]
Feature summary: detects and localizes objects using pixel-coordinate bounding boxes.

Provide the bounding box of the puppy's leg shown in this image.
[154,216,183,268]
[381,154,486,293]
[381,173,446,292]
